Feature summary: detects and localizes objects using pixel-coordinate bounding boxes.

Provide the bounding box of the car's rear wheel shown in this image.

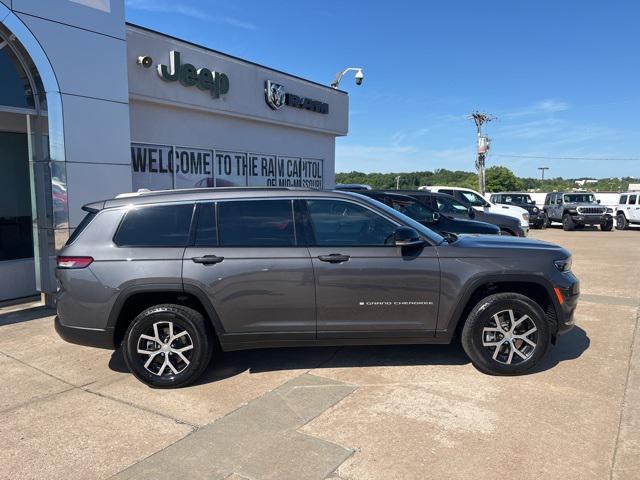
[616,214,629,230]
[461,293,550,375]
[562,213,575,231]
[123,304,213,388]
[542,212,551,228]
[600,217,613,231]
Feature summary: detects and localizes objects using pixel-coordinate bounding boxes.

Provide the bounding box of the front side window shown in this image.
[620,195,628,204]
[218,200,295,246]
[114,203,194,247]
[459,190,487,207]
[436,195,469,214]
[307,200,397,246]
[388,197,435,223]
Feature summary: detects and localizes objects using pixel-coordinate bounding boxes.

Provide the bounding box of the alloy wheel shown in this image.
[481,309,538,365]
[136,320,194,376]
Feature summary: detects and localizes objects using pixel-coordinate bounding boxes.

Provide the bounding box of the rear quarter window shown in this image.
[114,203,195,247]
[65,212,96,245]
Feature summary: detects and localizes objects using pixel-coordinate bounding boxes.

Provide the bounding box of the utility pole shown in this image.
[468,112,495,195]
[395,175,401,190]
[538,167,549,181]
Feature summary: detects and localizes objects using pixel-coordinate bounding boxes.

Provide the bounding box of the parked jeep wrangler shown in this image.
[543,192,613,231]
[490,192,545,229]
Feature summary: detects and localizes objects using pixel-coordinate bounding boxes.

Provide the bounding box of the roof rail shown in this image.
[114,186,314,199]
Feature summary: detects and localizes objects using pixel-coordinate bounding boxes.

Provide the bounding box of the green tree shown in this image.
[485,166,523,192]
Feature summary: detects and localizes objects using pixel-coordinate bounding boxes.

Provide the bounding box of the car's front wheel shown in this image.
[600,217,614,231]
[123,304,213,388]
[616,213,629,230]
[562,213,575,231]
[461,293,551,375]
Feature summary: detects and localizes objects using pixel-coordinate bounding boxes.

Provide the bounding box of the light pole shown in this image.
[468,112,495,195]
[395,175,401,189]
[538,167,549,181]
[331,67,364,89]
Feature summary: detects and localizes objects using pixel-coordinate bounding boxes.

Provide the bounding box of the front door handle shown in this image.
[318,254,350,263]
[192,255,224,265]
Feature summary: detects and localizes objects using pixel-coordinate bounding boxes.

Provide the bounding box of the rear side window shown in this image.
[630,195,638,205]
[114,203,194,247]
[620,195,628,204]
[65,212,96,245]
[439,189,454,196]
[194,203,218,246]
[218,200,295,246]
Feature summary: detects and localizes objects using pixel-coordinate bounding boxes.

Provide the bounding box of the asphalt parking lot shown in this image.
[1,227,639,480]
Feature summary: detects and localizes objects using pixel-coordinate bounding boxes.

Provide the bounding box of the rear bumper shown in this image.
[55,315,115,349]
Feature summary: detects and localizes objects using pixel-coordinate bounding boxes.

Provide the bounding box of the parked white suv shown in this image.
[421,186,530,229]
[615,192,640,230]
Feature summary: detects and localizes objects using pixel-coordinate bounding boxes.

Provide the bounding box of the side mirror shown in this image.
[597,199,601,204]
[394,227,425,247]
[468,207,476,219]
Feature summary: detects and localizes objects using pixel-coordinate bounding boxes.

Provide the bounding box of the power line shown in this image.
[492,154,640,162]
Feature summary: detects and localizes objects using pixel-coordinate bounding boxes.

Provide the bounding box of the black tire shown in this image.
[542,212,551,228]
[562,213,575,231]
[537,218,547,230]
[616,213,629,230]
[123,304,213,388]
[600,217,613,231]
[461,293,551,375]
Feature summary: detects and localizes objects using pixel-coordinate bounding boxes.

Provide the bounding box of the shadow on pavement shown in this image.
[0,305,55,327]
[109,327,590,384]
[533,325,590,373]
[109,341,470,384]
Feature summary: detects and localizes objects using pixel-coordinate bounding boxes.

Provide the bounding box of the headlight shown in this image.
[522,212,529,220]
[532,207,539,213]
[554,257,572,272]
[606,207,613,213]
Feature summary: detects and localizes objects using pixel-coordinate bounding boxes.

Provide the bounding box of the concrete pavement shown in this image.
[0,227,638,479]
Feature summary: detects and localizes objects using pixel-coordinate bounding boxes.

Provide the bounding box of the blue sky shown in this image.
[125,0,640,179]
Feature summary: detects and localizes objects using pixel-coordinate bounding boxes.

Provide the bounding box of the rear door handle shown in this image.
[318,254,350,263]
[192,255,224,265]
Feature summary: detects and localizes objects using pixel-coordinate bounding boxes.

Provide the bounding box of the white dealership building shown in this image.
[0,0,349,302]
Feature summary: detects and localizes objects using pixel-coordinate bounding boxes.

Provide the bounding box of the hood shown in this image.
[493,203,528,216]
[449,234,566,252]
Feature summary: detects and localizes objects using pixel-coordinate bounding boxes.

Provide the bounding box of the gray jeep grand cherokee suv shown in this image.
[56,188,579,388]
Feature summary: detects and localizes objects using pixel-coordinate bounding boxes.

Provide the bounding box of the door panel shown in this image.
[183,246,315,333]
[310,246,440,334]
[183,199,316,334]
[303,198,440,336]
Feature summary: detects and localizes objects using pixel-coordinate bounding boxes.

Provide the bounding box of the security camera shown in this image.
[137,55,153,68]
[355,69,364,85]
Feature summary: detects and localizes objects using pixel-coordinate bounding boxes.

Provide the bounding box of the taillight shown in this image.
[57,256,93,269]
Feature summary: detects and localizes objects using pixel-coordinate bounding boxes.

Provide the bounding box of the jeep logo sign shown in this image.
[157,51,229,98]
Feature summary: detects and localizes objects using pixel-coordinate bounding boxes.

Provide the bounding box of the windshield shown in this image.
[344,192,445,244]
[459,190,488,207]
[504,194,533,204]
[436,195,470,214]
[564,194,595,203]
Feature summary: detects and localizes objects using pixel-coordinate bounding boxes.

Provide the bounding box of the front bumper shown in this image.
[571,214,609,225]
[55,315,115,349]
[554,274,580,335]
